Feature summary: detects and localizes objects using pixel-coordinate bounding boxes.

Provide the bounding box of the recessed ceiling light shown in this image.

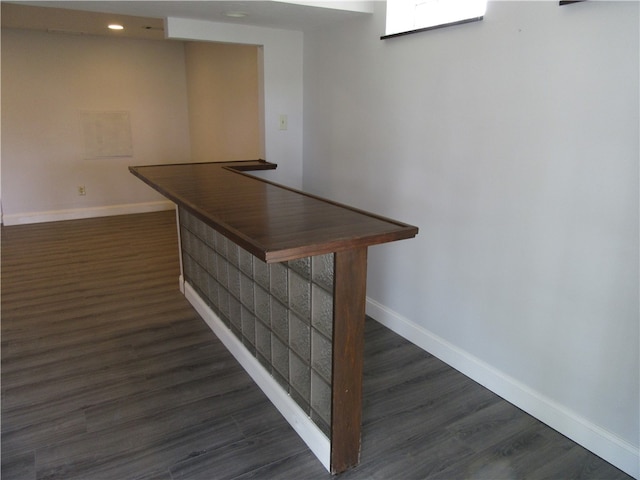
[224,11,248,18]
[108,24,124,30]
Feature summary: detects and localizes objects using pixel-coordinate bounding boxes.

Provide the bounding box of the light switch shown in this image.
[279,114,288,131]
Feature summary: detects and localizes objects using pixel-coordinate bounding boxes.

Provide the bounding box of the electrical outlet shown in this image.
[78,186,86,196]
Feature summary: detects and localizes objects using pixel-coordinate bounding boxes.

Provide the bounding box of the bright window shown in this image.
[384,0,487,38]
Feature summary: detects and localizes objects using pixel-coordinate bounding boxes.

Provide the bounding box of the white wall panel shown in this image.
[302,2,639,476]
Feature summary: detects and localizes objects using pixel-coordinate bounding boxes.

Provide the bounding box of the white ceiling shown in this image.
[1,1,376,39]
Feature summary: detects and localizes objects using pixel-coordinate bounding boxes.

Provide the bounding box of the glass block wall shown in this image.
[179,207,334,437]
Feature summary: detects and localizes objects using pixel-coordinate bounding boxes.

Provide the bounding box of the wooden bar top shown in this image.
[130,161,418,263]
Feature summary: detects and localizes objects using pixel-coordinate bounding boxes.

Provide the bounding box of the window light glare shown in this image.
[415,0,486,28]
[108,24,124,30]
[386,0,487,36]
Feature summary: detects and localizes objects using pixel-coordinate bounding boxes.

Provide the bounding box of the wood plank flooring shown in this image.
[1,211,632,480]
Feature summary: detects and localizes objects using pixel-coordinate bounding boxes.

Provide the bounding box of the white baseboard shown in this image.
[2,201,174,226]
[183,281,331,472]
[366,297,639,480]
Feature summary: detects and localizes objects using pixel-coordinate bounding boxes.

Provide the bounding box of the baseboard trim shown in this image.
[2,201,174,226]
[366,297,639,479]
[183,281,331,472]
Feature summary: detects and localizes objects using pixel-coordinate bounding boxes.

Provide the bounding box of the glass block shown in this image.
[288,270,311,322]
[203,240,212,268]
[229,295,242,332]
[244,339,257,356]
[241,306,256,347]
[312,254,334,292]
[253,257,270,290]
[180,227,191,254]
[179,225,187,247]
[215,231,227,258]
[290,388,309,415]
[200,275,210,301]
[205,224,216,248]
[189,261,198,287]
[195,237,206,265]
[288,257,311,279]
[311,329,332,383]
[272,369,289,391]
[240,273,254,313]
[239,248,253,277]
[179,211,188,232]
[194,263,204,291]
[206,275,219,307]
[270,262,288,305]
[190,214,198,236]
[188,269,198,294]
[219,313,230,328]
[255,318,271,361]
[202,269,216,303]
[228,265,241,301]
[254,285,270,325]
[217,255,229,290]
[210,299,220,319]
[196,270,204,293]
[183,254,194,280]
[205,249,216,276]
[191,233,199,259]
[200,266,209,294]
[195,235,203,261]
[311,371,332,424]
[311,410,331,438]
[227,242,239,267]
[289,312,310,363]
[271,335,289,380]
[218,288,230,321]
[270,299,288,343]
[231,323,242,341]
[188,230,197,257]
[178,215,340,432]
[201,240,211,269]
[290,351,310,404]
[257,352,271,373]
[311,284,333,338]
[196,217,207,240]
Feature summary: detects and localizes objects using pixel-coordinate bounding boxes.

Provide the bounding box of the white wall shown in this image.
[185,42,261,162]
[303,1,639,476]
[1,29,192,224]
[166,18,304,188]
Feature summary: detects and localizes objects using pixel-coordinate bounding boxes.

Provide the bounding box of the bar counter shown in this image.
[130,161,418,474]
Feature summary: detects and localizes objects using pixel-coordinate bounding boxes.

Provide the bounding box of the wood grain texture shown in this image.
[330,248,368,474]
[129,161,418,263]
[1,211,631,480]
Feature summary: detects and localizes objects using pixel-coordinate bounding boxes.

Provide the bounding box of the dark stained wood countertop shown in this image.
[129,161,418,263]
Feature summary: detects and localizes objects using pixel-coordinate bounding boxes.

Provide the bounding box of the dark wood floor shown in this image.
[1,211,632,480]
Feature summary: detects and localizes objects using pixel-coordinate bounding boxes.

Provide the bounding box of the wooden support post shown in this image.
[330,247,368,474]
